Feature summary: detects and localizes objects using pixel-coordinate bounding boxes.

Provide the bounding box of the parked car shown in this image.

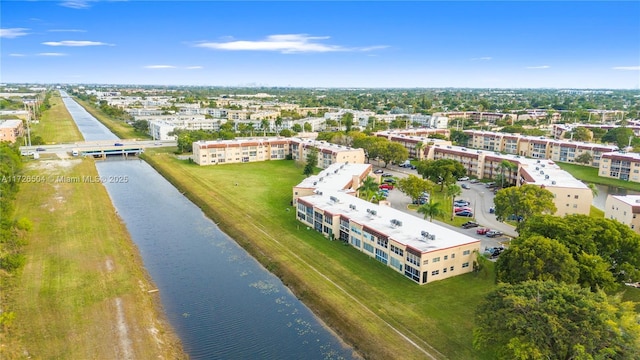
[410,165,417,170]
[455,210,474,217]
[458,176,470,181]
[461,183,470,189]
[412,198,427,205]
[485,230,504,238]
[476,228,490,235]
[383,178,396,184]
[454,200,470,206]
[114,142,124,146]
[489,207,495,214]
[485,182,496,188]
[35,147,46,152]
[454,206,473,213]
[507,214,524,222]
[470,179,480,184]
[461,221,479,229]
[373,169,384,174]
[381,173,394,177]
[379,184,394,190]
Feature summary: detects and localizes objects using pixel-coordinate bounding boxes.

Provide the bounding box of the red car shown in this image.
[476,228,490,235]
[379,184,394,190]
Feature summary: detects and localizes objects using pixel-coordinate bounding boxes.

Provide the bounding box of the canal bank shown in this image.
[66,92,359,359]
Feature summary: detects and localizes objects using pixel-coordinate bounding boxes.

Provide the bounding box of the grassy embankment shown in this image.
[1,93,185,358]
[72,97,149,140]
[30,91,83,144]
[557,162,640,192]
[142,148,497,360]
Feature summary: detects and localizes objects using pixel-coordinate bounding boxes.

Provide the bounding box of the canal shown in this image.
[60,91,356,359]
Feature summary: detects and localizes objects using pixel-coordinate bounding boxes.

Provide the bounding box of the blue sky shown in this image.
[1,1,639,88]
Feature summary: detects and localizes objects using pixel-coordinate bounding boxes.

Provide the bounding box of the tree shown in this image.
[341,112,355,133]
[417,200,445,222]
[397,175,434,202]
[587,183,598,197]
[474,281,640,359]
[279,128,294,137]
[497,160,517,188]
[378,142,409,168]
[449,130,469,146]
[445,183,462,218]
[303,148,318,177]
[518,214,640,289]
[416,159,466,191]
[574,152,593,165]
[303,122,312,132]
[357,176,380,201]
[292,123,303,132]
[564,127,592,141]
[132,119,149,133]
[493,185,556,223]
[602,127,635,149]
[496,235,579,284]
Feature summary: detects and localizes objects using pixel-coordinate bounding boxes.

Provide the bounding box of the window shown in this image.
[574,195,579,199]
[432,257,440,263]
[450,266,454,271]
[451,253,455,259]
[406,252,420,266]
[431,270,440,276]
[442,267,447,273]
[391,244,404,257]
[573,204,578,208]
[375,248,388,265]
[463,250,471,256]
[444,255,448,260]
[363,243,374,253]
[462,262,470,268]
[390,257,403,272]
[350,236,361,248]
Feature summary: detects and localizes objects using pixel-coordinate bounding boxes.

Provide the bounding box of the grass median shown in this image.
[143,148,496,360]
[4,158,185,359]
[31,91,84,144]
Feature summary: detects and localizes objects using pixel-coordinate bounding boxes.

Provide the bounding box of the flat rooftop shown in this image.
[610,195,640,207]
[299,190,480,253]
[296,162,371,192]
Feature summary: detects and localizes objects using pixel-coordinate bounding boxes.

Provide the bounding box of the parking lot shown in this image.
[374,162,514,253]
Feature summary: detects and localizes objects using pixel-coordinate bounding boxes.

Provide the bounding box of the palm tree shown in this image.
[498,160,517,188]
[588,183,599,198]
[415,141,424,160]
[446,183,462,219]
[417,200,445,222]
[357,176,380,201]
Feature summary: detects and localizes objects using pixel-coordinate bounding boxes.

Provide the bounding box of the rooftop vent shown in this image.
[349,204,356,210]
[329,196,339,203]
[551,181,556,185]
[317,191,323,195]
[544,175,549,179]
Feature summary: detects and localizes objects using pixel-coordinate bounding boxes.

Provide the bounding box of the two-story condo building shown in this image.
[295,189,480,285]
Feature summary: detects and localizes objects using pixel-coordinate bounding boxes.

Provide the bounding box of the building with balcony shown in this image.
[599,152,640,183]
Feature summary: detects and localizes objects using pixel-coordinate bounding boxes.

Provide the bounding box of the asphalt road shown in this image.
[374,162,515,252]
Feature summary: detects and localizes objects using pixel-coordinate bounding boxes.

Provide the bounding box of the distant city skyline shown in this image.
[1,1,639,89]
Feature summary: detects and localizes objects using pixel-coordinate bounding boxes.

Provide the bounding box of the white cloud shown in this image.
[38,52,67,56]
[42,40,113,47]
[48,29,87,33]
[526,65,550,69]
[194,34,386,54]
[144,65,176,69]
[59,0,94,9]
[9,53,26,57]
[613,66,640,71]
[186,66,203,70]
[471,57,492,61]
[0,28,30,39]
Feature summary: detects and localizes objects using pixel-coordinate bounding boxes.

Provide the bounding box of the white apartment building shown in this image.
[605,195,640,234]
[295,189,480,285]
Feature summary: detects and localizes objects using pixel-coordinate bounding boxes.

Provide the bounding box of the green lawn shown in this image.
[6,159,184,359]
[590,206,605,218]
[143,148,496,360]
[30,91,83,143]
[557,162,640,192]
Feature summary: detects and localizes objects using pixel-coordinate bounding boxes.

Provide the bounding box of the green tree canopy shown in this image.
[303,148,318,177]
[496,235,579,285]
[417,200,445,222]
[357,176,380,201]
[474,281,640,360]
[396,175,434,202]
[493,185,556,222]
[602,127,635,149]
[378,142,409,168]
[517,214,640,289]
[574,152,593,164]
[416,159,466,191]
